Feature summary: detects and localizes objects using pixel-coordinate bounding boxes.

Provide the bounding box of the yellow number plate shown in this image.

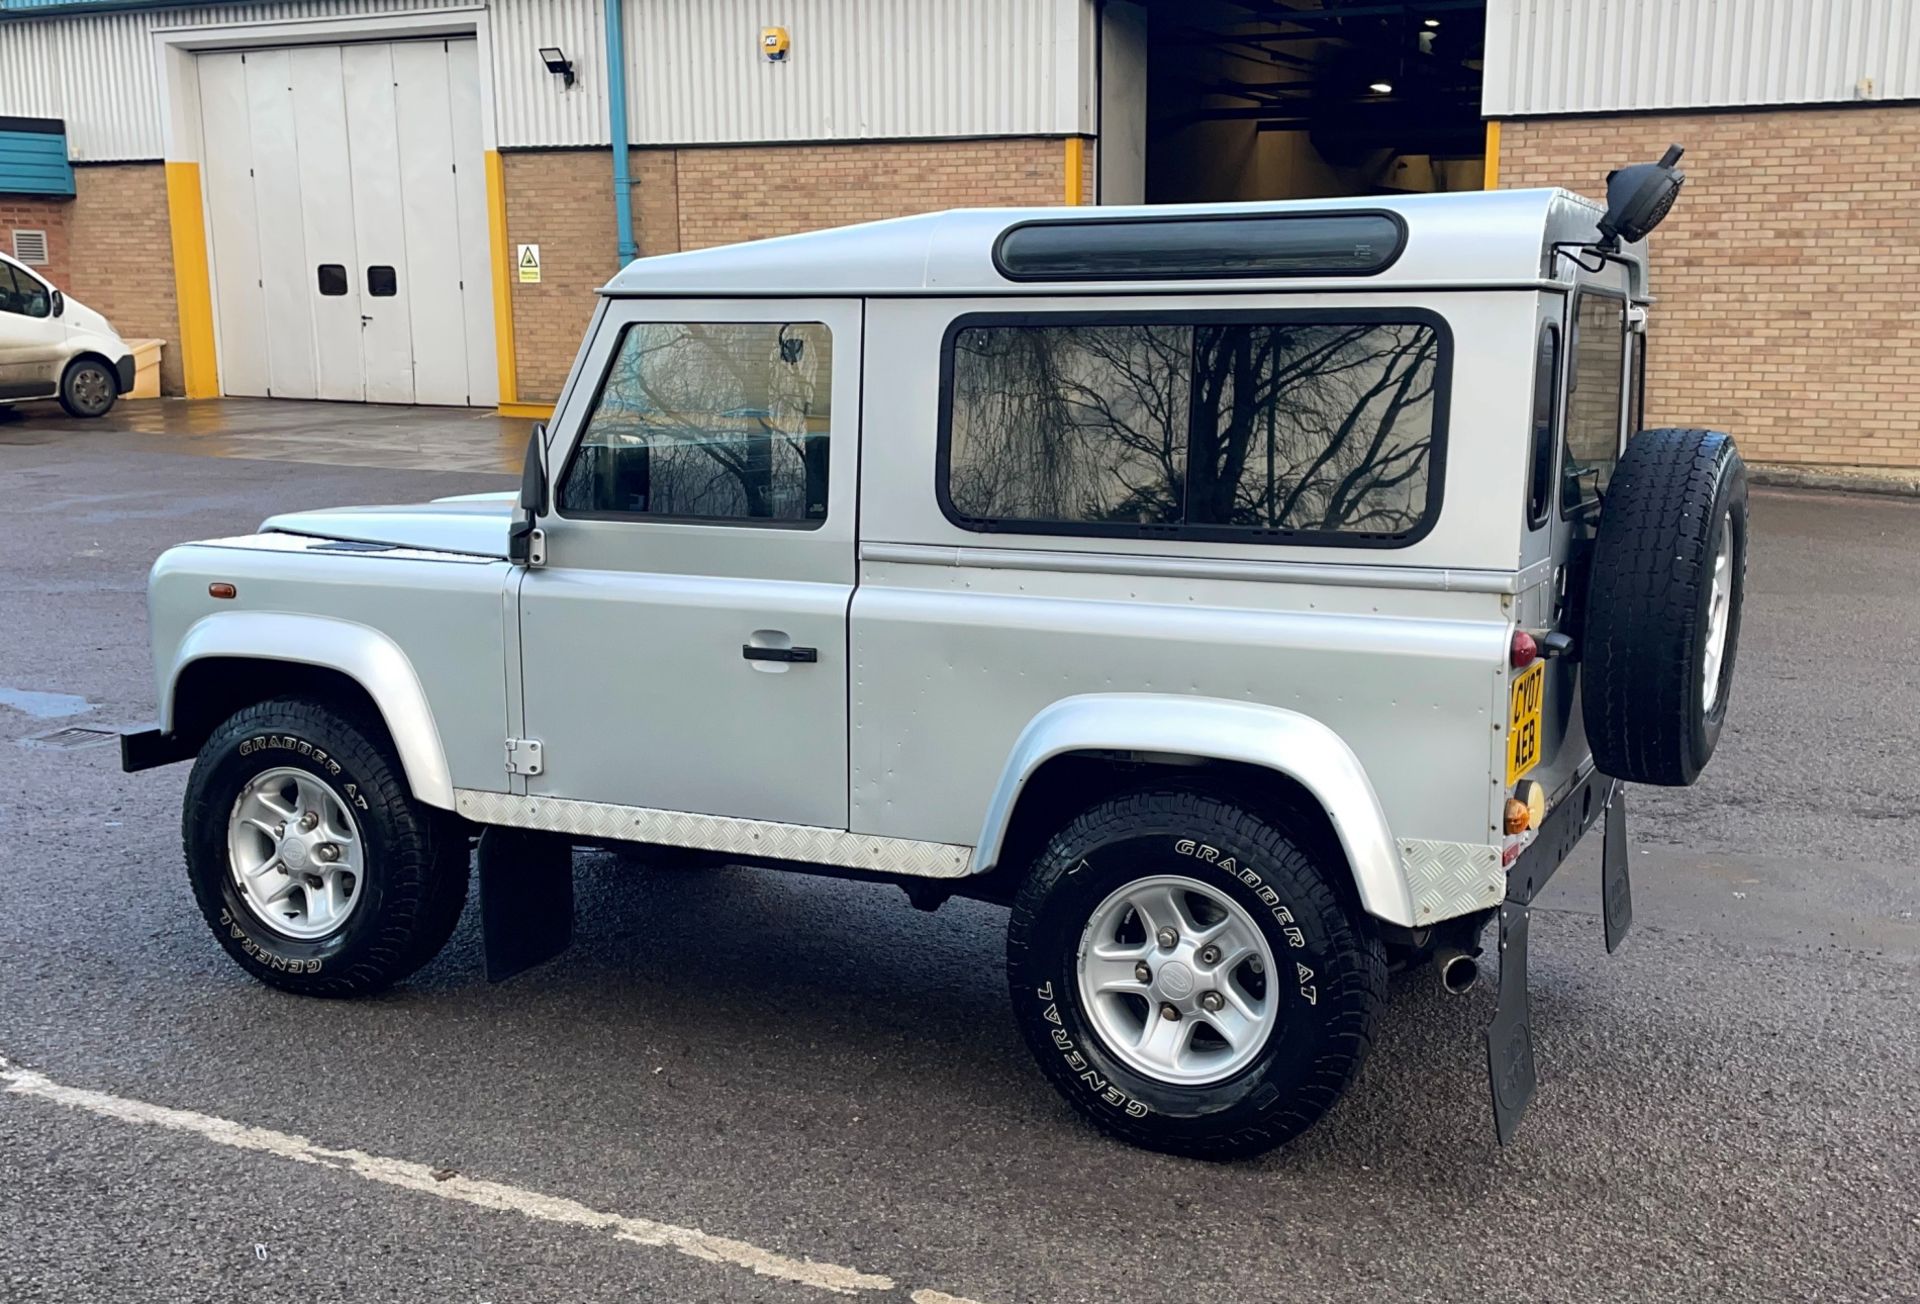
[1506,661,1545,785]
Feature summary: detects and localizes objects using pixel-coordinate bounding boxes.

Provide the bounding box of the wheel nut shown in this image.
[1198,944,1221,965]
[298,811,320,832]
[1134,961,1152,983]
[1200,990,1225,1013]
[304,874,324,889]
[274,822,287,838]
[315,843,340,863]
[1159,1003,1181,1022]
[1155,927,1178,950]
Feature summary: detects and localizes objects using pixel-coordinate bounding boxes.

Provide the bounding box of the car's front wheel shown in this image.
[182,697,469,997]
[1007,788,1386,1159]
[59,357,118,418]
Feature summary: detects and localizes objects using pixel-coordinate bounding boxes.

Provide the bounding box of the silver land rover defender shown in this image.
[123,149,1746,1157]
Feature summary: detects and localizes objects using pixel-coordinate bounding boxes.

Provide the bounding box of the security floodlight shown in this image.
[539,47,575,89]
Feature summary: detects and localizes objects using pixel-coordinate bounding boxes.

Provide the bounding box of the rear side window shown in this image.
[559,321,833,525]
[941,312,1446,545]
[1526,322,1561,526]
[1562,294,1626,511]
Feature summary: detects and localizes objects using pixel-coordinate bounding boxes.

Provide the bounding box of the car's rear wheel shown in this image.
[182,696,469,996]
[1007,788,1386,1160]
[59,357,117,418]
[1582,427,1748,786]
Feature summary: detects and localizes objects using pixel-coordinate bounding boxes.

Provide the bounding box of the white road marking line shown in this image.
[0,1056,986,1301]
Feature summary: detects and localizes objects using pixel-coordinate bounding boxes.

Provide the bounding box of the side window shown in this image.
[1525,322,1561,526]
[943,314,1444,543]
[1562,294,1626,512]
[558,321,833,525]
[0,264,50,319]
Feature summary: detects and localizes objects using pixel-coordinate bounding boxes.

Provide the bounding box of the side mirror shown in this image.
[50,289,64,318]
[508,423,548,566]
[1597,144,1684,251]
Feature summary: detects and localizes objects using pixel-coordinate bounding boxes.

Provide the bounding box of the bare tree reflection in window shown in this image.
[1189,323,1439,534]
[946,317,1438,538]
[562,321,832,522]
[948,324,1188,524]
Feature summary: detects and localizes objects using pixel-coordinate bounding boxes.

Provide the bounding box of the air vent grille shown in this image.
[11,229,49,265]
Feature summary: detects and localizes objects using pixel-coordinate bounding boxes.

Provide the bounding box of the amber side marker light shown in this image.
[208,582,237,599]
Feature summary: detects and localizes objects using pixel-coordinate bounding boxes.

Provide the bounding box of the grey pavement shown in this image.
[0,399,1916,1303]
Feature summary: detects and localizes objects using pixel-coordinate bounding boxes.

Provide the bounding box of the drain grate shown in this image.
[20,725,118,752]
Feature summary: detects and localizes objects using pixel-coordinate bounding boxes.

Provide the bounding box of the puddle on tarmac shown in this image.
[0,687,96,719]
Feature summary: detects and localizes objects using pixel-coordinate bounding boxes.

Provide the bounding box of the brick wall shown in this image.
[1499,105,1920,469]
[61,164,183,395]
[665,136,1068,251]
[502,150,618,403]
[0,195,70,288]
[504,136,1074,402]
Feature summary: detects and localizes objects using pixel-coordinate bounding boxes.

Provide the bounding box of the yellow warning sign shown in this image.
[517,243,541,284]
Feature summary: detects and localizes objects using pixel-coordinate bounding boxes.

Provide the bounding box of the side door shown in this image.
[518,299,859,829]
[0,261,63,399]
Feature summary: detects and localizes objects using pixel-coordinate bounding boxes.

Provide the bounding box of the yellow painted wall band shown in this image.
[484,149,520,411]
[1483,120,1501,190]
[164,161,219,398]
[1064,136,1084,206]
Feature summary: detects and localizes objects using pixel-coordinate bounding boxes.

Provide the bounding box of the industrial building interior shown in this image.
[1133,0,1489,205]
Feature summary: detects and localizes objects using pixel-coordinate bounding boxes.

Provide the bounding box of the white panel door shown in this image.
[199,38,495,407]
[287,44,363,402]
[196,52,270,398]
[391,40,471,406]
[341,43,416,405]
[446,39,498,407]
[243,48,317,400]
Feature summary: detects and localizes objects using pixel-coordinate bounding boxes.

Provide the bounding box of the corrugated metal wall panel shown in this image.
[623,0,1083,144]
[491,0,608,147]
[0,0,481,159]
[1486,0,1920,116]
[0,10,160,158]
[1,0,1086,158]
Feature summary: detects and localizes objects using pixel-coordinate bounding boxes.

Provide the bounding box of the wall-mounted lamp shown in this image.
[539,47,576,89]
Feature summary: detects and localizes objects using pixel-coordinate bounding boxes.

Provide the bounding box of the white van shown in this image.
[0,250,134,418]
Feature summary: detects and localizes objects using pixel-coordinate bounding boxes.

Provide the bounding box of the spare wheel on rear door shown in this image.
[1581,426,1749,787]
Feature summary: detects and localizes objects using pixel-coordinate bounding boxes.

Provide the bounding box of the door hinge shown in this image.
[505,738,544,776]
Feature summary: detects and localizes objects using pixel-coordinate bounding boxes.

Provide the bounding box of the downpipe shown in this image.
[1434,947,1480,996]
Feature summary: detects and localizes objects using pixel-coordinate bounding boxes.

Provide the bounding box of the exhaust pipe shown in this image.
[1435,948,1480,996]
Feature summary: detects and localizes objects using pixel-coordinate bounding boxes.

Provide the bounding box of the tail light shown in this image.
[1510,629,1539,668]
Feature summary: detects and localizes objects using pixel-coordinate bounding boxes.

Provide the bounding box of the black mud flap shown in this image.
[1486,901,1536,1146]
[477,827,574,983]
[1602,787,1633,953]
[1485,769,1629,1144]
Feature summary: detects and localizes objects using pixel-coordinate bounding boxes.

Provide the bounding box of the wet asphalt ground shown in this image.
[1,402,1916,1303]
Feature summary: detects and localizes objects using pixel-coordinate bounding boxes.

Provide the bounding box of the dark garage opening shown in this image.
[1131,0,1489,204]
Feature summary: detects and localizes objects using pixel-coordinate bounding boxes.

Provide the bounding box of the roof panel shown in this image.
[602,189,1623,298]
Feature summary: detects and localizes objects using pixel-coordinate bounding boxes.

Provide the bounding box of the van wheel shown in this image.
[1582,427,1748,786]
[59,357,118,418]
[1006,789,1386,1160]
[182,697,469,997]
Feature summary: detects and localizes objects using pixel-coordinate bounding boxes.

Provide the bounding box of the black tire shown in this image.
[1007,789,1386,1160]
[1582,427,1748,786]
[183,697,469,997]
[58,357,118,418]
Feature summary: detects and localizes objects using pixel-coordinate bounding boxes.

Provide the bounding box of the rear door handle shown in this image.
[742,644,817,664]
